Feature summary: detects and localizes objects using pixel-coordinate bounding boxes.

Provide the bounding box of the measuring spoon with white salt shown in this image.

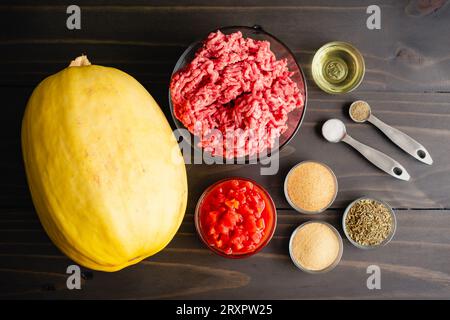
[349,100,433,165]
[322,119,410,181]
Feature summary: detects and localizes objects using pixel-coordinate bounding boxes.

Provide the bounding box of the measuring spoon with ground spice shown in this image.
[349,100,433,165]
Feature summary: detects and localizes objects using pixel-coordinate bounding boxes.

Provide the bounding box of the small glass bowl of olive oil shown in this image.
[312,41,365,94]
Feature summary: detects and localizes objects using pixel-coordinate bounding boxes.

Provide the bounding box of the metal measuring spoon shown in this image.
[349,100,433,165]
[322,119,410,181]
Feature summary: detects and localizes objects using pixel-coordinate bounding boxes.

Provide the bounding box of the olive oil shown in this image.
[312,41,365,94]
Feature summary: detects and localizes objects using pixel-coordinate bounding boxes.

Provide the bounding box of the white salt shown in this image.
[322,119,346,143]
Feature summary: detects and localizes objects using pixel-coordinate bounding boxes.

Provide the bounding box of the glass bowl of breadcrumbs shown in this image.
[284,161,338,214]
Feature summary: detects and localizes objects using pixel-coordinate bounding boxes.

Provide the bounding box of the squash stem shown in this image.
[69,55,91,67]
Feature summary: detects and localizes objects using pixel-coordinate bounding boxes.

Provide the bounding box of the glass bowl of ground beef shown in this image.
[169,25,307,162]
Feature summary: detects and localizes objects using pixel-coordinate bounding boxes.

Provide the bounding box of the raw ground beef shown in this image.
[170,30,304,158]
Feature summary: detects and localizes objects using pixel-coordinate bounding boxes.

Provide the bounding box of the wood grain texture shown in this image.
[1,209,450,299]
[2,87,449,210]
[0,0,449,299]
[1,0,450,91]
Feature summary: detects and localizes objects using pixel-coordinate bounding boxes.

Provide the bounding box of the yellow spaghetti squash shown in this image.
[21,55,187,271]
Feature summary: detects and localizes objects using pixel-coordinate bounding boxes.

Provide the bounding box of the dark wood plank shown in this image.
[0,1,393,5]
[1,0,449,300]
[1,1,450,91]
[181,89,450,211]
[2,86,449,209]
[1,209,449,299]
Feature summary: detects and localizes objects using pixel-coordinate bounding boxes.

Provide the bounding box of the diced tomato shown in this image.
[216,223,229,235]
[244,181,254,190]
[237,187,247,194]
[218,192,226,200]
[215,239,223,248]
[219,234,229,244]
[230,179,240,188]
[221,211,239,228]
[251,232,262,244]
[238,203,252,215]
[215,193,225,203]
[199,179,273,255]
[207,227,216,236]
[206,211,218,225]
[230,235,240,245]
[245,217,257,234]
[256,218,265,230]
[256,197,265,213]
[225,199,239,209]
[236,192,246,204]
[250,196,265,218]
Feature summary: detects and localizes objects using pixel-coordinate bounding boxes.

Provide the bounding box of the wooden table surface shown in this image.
[1,0,450,299]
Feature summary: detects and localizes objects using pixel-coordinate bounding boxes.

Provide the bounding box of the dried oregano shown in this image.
[345,199,393,246]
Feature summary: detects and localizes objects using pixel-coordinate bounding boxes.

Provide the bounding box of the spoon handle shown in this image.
[368,115,433,165]
[342,135,410,181]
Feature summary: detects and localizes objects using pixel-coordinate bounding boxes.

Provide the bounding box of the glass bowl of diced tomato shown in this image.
[195,177,277,258]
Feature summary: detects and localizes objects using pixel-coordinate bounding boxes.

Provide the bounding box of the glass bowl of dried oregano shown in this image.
[342,197,397,250]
